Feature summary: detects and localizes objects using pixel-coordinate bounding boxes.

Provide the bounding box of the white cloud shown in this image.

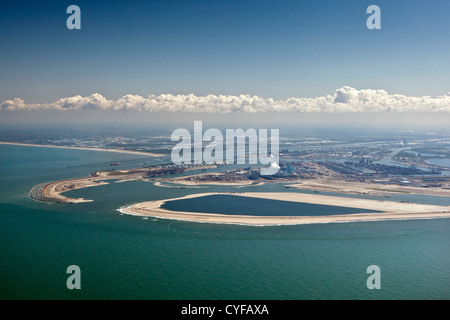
[2,86,450,113]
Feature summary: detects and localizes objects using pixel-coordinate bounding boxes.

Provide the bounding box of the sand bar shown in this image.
[119,192,450,226]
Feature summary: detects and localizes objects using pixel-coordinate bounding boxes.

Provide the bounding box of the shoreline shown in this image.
[0,141,166,157]
[119,192,450,226]
[29,168,149,203]
[117,205,450,227]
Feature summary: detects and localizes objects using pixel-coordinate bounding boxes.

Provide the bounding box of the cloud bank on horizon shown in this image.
[2,86,450,113]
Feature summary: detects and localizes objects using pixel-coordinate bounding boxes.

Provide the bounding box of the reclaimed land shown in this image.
[119,192,450,226]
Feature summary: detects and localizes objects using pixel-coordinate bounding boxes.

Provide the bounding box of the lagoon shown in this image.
[161,194,382,216]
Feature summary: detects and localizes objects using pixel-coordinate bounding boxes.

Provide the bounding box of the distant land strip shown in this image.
[0,141,166,157]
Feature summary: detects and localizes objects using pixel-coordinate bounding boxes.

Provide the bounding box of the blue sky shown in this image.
[1,0,450,103]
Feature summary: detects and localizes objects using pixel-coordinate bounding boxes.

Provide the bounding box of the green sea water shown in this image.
[1,144,449,300]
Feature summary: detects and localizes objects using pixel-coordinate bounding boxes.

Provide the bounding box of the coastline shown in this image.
[29,168,149,203]
[0,141,166,157]
[119,192,450,226]
[18,140,450,224]
[30,176,110,203]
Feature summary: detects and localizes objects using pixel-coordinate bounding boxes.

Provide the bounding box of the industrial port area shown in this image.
[11,128,449,203]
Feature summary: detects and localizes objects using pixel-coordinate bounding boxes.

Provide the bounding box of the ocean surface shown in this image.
[0,144,449,300]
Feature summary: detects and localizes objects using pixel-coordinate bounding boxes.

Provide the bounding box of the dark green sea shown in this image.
[1,144,449,299]
[160,194,382,216]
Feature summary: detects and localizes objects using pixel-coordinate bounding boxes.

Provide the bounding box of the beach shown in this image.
[119,192,450,226]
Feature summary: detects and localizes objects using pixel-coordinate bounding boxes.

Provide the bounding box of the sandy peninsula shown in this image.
[42,177,109,203]
[119,192,450,226]
[30,169,149,203]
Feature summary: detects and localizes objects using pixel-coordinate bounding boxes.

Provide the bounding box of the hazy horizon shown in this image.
[1,109,450,133]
